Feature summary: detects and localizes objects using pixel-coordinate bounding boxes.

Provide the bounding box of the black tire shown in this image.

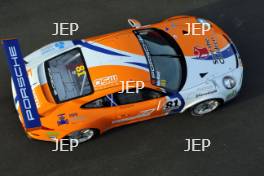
[67,128,98,143]
[190,99,222,116]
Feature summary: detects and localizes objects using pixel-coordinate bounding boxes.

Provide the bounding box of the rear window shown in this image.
[45,48,93,103]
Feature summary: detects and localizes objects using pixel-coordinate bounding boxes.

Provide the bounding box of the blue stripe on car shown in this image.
[125,62,149,69]
[73,40,129,57]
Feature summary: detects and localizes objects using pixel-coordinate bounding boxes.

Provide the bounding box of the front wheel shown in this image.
[67,128,97,143]
[190,99,221,116]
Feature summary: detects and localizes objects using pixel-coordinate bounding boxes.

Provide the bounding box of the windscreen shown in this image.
[135,29,184,91]
[45,48,92,103]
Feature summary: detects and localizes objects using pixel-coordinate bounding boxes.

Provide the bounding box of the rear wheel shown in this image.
[190,99,221,116]
[67,128,97,143]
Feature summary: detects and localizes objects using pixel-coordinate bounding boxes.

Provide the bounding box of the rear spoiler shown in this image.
[2,39,41,129]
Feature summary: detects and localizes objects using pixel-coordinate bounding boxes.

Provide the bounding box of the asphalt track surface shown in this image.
[0,0,264,175]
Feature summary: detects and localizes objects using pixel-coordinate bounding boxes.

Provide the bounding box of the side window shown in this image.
[82,94,117,108]
[82,89,164,108]
[114,88,164,105]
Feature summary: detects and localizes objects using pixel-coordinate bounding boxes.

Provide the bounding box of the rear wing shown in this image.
[2,39,41,129]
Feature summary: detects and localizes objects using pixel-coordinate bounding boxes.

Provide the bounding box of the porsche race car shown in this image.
[5,16,243,143]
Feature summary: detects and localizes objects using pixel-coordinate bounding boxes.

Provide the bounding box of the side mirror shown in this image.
[128,19,142,28]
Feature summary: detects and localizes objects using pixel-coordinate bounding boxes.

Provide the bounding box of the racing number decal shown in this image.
[165,99,180,109]
[75,65,85,77]
[164,93,185,113]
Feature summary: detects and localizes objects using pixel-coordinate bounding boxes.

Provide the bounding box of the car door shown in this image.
[111,88,166,127]
[79,94,119,131]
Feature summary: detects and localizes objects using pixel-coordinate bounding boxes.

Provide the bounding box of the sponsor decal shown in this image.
[68,113,86,122]
[54,41,65,49]
[69,112,78,118]
[112,109,155,124]
[94,75,118,87]
[40,42,65,55]
[57,114,69,126]
[57,113,86,124]
[193,46,209,59]
[195,90,217,98]
[205,37,224,64]
[160,80,167,87]
[211,37,224,64]
[193,37,231,64]
[135,33,156,79]
[69,116,86,122]
[193,84,217,98]
[155,71,168,87]
[197,84,215,92]
[3,39,41,129]
[192,44,234,62]
[47,131,60,140]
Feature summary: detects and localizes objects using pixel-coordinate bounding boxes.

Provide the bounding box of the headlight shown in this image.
[223,76,236,89]
[196,18,211,28]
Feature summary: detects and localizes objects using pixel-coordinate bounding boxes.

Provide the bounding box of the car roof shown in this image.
[75,29,152,92]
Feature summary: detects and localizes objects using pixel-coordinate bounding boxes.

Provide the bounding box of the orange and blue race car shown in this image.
[3,16,243,143]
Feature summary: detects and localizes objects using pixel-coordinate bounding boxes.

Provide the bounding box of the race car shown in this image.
[5,16,243,143]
